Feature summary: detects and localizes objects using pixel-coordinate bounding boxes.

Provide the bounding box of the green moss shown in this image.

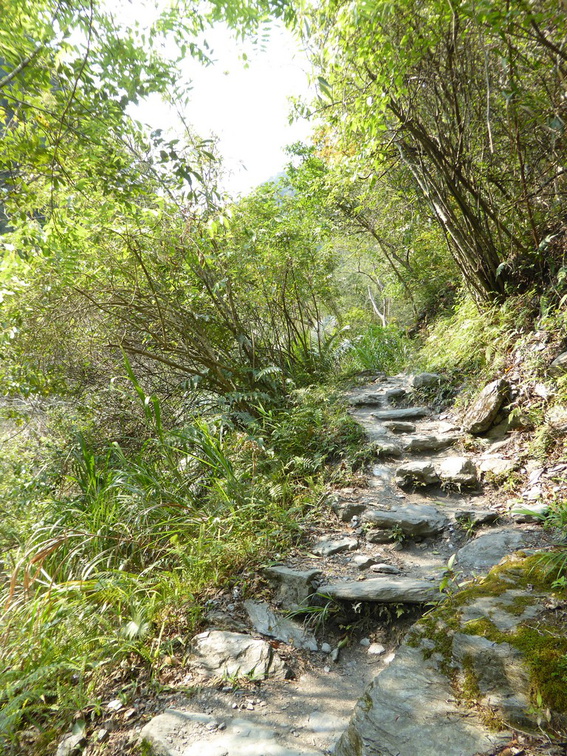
[459,655,481,701]
[411,555,567,721]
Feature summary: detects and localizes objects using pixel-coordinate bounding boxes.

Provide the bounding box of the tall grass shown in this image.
[0,371,367,751]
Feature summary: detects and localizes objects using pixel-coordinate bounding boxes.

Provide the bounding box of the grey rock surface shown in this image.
[456,528,529,571]
[139,710,319,756]
[317,577,439,603]
[382,420,416,433]
[189,630,291,680]
[455,508,499,527]
[452,633,533,728]
[371,407,431,421]
[438,456,478,488]
[263,566,322,609]
[244,601,318,651]
[362,502,448,538]
[411,372,443,389]
[312,536,358,556]
[351,554,378,570]
[462,378,508,434]
[395,460,440,488]
[401,434,459,453]
[334,644,509,756]
[369,563,401,575]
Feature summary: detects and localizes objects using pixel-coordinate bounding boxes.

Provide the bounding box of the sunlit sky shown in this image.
[130,18,314,196]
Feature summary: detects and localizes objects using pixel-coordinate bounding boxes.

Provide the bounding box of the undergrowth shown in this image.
[0,369,367,753]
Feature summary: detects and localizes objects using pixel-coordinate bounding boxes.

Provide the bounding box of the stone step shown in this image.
[371,407,431,421]
[362,503,448,538]
[401,433,460,453]
[317,576,440,604]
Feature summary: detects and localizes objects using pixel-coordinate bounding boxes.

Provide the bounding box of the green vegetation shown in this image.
[2,0,567,751]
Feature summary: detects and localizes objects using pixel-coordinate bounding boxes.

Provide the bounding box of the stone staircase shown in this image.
[100,373,558,756]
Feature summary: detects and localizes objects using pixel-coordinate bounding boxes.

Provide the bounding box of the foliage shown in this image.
[297,0,567,301]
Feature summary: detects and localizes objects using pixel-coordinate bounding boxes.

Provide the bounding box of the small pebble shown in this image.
[323,666,331,673]
[367,643,385,655]
[331,648,340,662]
[320,642,332,654]
[359,637,371,647]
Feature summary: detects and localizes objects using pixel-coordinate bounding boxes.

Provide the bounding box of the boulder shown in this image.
[462,379,508,434]
[317,577,439,604]
[263,566,322,610]
[189,630,291,680]
[438,457,478,488]
[244,601,317,651]
[362,503,448,538]
[395,461,440,489]
[455,528,529,572]
[411,372,443,389]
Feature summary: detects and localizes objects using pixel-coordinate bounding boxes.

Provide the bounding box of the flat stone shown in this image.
[362,503,448,538]
[438,456,478,488]
[317,577,439,604]
[263,566,322,609]
[351,555,378,570]
[462,379,508,434]
[411,372,443,389]
[369,563,401,575]
[334,644,509,756]
[455,509,499,526]
[350,392,387,406]
[244,601,318,651]
[395,461,440,489]
[382,420,416,433]
[401,434,460,453]
[456,528,529,572]
[189,630,291,680]
[373,440,403,457]
[312,537,358,557]
[478,455,517,478]
[139,710,319,756]
[331,497,368,521]
[371,407,431,421]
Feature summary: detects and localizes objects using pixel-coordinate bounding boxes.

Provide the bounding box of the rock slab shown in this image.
[189,630,291,680]
[244,600,318,651]
[334,644,509,756]
[462,378,508,434]
[362,502,448,538]
[317,577,439,604]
